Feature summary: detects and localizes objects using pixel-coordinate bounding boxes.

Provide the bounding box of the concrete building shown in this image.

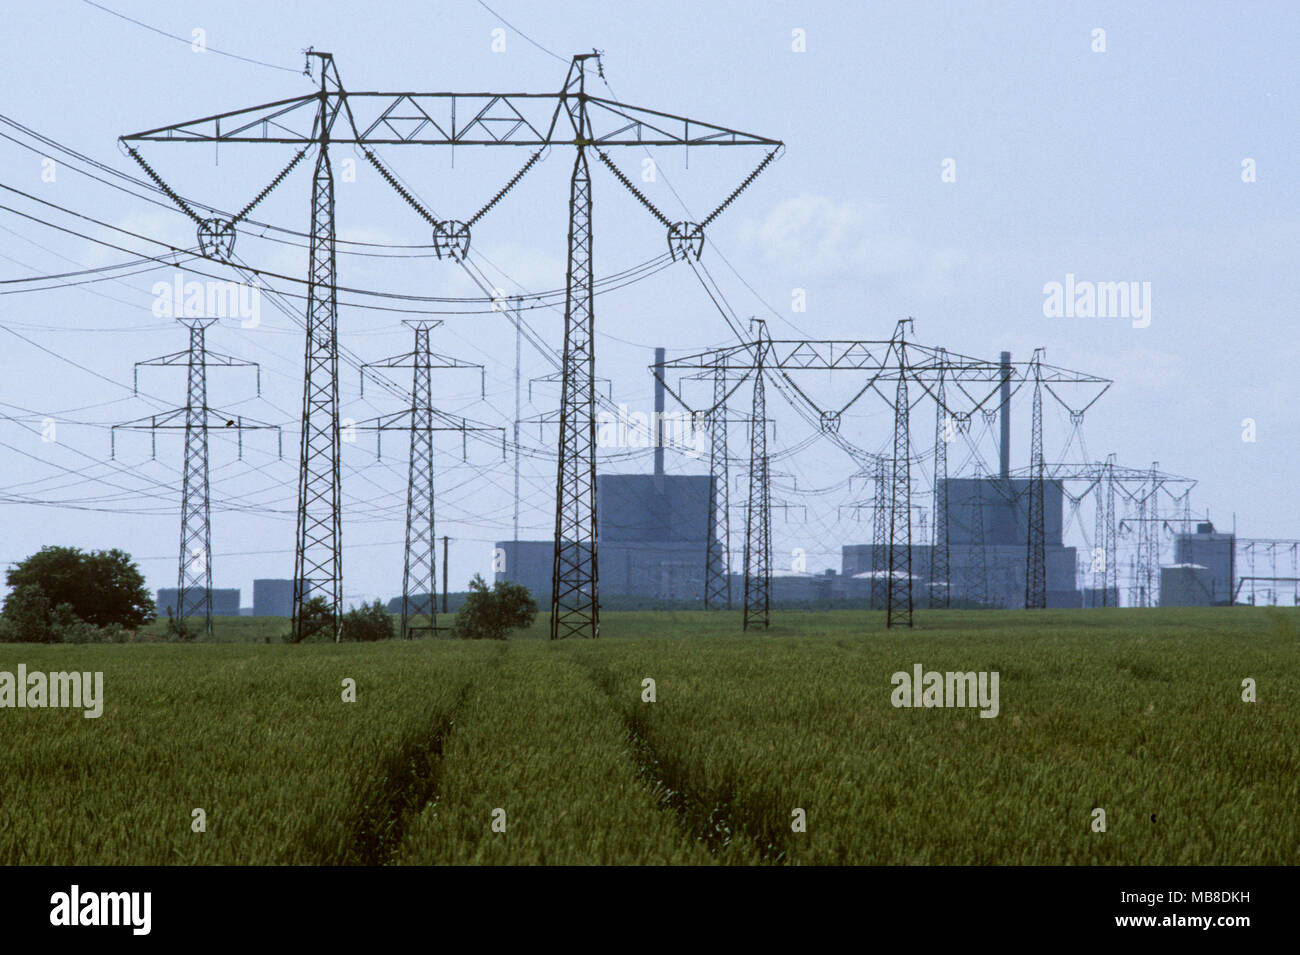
[1160,564,1214,607]
[493,541,560,604]
[253,578,294,617]
[597,473,712,600]
[157,588,240,617]
[1172,522,1234,605]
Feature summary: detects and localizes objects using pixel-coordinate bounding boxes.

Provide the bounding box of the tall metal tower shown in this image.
[886,321,913,628]
[293,61,345,641]
[1092,453,1118,606]
[112,318,275,637]
[356,321,492,639]
[929,358,950,608]
[743,323,772,631]
[704,359,732,609]
[1025,348,1047,609]
[1132,462,1162,607]
[551,70,599,638]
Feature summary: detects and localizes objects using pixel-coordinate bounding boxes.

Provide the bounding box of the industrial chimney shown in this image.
[999,350,1011,479]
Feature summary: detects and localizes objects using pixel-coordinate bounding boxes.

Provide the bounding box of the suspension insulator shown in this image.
[432,220,471,260]
[197,217,236,261]
[667,221,704,262]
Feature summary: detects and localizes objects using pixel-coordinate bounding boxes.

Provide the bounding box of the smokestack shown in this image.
[999,350,1011,479]
[654,346,665,480]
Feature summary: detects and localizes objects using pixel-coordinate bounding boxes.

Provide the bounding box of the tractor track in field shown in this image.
[577,657,791,864]
[341,647,505,866]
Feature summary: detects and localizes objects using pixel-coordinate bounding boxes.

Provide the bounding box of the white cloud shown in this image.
[736,194,967,294]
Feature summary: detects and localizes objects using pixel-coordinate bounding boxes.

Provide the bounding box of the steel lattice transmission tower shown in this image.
[552,107,599,639]
[886,321,914,628]
[1092,452,1118,606]
[929,358,950,608]
[1025,348,1047,609]
[295,96,344,641]
[178,320,214,633]
[704,359,732,609]
[356,321,493,639]
[112,318,276,637]
[743,324,772,631]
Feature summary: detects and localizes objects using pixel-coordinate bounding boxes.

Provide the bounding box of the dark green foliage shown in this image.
[342,600,395,642]
[4,545,154,629]
[450,574,537,640]
[284,595,335,643]
[0,584,55,643]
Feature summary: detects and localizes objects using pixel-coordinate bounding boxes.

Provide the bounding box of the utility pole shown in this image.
[112,317,277,637]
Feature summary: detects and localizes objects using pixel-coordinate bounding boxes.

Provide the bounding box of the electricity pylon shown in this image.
[111,317,278,637]
[705,359,732,609]
[355,321,495,639]
[886,320,914,628]
[1026,348,1047,609]
[657,323,1022,628]
[124,50,780,642]
[929,357,950,608]
[743,322,773,631]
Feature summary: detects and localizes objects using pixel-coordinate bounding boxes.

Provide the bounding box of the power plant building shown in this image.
[157,587,241,617]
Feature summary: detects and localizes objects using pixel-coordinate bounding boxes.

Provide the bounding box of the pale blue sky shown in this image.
[1,1,1296,606]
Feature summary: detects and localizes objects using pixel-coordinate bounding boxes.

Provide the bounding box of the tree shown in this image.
[0,584,54,643]
[4,546,154,630]
[342,600,395,642]
[285,595,335,643]
[450,574,537,640]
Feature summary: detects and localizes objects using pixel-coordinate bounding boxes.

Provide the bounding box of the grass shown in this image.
[1,608,1296,865]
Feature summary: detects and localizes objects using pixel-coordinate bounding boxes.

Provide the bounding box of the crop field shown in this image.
[1,608,1296,865]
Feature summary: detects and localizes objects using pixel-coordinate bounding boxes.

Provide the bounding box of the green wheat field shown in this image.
[1,607,1296,865]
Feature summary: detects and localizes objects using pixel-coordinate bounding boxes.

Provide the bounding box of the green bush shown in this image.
[450,574,537,640]
[0,584,55,643]
[342,600,395,642]
[0,584,134,644]
[284,596,335,643]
